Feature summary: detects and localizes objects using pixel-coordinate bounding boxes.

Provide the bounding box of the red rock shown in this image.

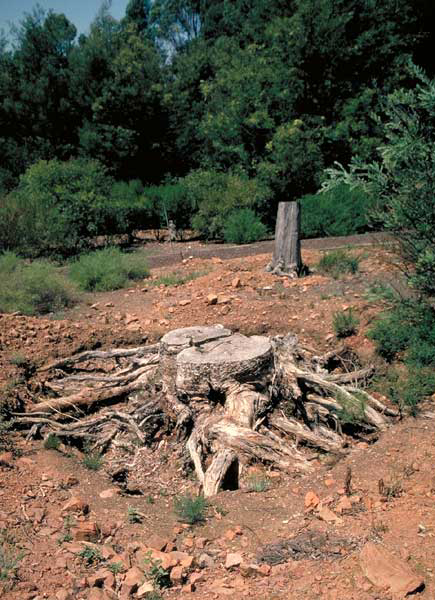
[225,529,236,541]
[146,534,168,552]
[231,277,241,289]
[121,566,144,597]
[87,589,111,600]
[88,569,115,589]
[336,496,352,514]
[316,504,342,523]
[170,565,184,584]
[207,294,218,305]
[195,537,207,549]
[304,490,320,509]
[71,520,99,542]
[62,496,89,515]
[0,452,14,468]
[360,542,424,598]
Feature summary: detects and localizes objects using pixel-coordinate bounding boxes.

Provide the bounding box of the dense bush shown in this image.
[186,170,269,240]
[223,208,268,244]
[69,248,149,292]
[0,252,77,315]
[0,159,117,258]
[143,181,193,233]
[300,183,373,239]
[369,301,435,365]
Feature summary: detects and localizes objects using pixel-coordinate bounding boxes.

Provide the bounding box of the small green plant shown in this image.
[82,447,103,471]
[78,544,102,566]
[143,550,171,589]
[0,530,23,584]
[69,247,149,292]
[333,308,359,338]
[146,495,155,505]
[57,517,74,545]
[174,493,207,525]
[317,249,360,278]
[0,253,77,315]
[150,270,206,287]
[0,412,13,451]
[44,434,61,450]
[378,477,403,501]
[335,392,366,426]
[127,506,143,524]
[107,561,124,575]
[223,208,268,244]
[246,474,270,492]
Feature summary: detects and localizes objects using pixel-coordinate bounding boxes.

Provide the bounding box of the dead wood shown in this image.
[16,325,398,497]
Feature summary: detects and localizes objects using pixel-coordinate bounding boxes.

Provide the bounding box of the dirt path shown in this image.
[143,232,391,269]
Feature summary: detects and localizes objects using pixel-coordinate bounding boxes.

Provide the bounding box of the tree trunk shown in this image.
[266,201,302,276]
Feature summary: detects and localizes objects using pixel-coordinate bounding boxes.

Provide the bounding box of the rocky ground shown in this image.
[1,239,434,600]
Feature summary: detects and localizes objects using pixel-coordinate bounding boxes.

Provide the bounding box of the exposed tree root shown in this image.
[14,325,398,496]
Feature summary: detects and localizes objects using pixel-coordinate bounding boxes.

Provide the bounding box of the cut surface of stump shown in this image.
[176,333,273,396]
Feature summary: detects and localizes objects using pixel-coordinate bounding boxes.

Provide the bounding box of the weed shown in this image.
[107,561,124,575]
[0,530,23,585]
[0,413,13,451]
[57,516,74,545]
[370,520,389,541]
[44,434,61,450]
[0,252,77,315]
[174,494,207,525]
[335,392,366,426]
[214,505,228,517]
[378,477,403,501]
[143,550,171,589]
[78,544,101,566]
[333,308,359,338]
[82,447,103,471]
[127,506,143,524]
[317,249,360,278]
[69,247,149,292]
[150,270,206,287]
[246,474,270,492]
[146,495,155,505]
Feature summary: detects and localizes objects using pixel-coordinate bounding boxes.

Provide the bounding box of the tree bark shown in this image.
[266,201,302,276]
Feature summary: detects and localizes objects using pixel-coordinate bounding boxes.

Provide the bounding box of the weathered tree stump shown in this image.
[16,325,399,497]
[266,201,302,276]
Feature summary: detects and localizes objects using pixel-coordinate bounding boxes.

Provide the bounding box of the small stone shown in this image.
[231,277,241,289]
[71,520,99,542]
[121,566,144,596]
[99,488,120,500]
[225,529,236,541]
[304,490,320,509]
[225,552,243,569]
[170,566,184,584]
[137,581,154,598]
[0,452,14,468]
[179,299,191,306]
[207,294,218,305]
[147,534,168,552]
[198,553,214,569]
[62,496,89,515]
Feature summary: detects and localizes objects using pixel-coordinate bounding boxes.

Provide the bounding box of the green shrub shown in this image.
[143,550,171,589]
[150,270,206,287]
[69,248,149,292]
[186,170,269,240]
[333,309,359,338]
[300,183,373,239]
[44,434,61,450]
[174,494,207,525]
[223,208,268,244]
[335,391,366,425]
[78,545,102,565]
[0,253,77,315]
[317,249,360,278]
[369,301,435,365]
[0,530,23,584]
[127,506,143,524]
[143,181,193,233]
[82,449,103,471]
[0,159,118,258]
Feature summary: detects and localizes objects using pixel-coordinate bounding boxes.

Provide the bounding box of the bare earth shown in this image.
[1,236,434,600]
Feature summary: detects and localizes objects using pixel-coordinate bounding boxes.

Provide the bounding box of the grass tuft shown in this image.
[0,252,77,315]
[317,249,360,278]
[174,493,207,525]
[333,308,359,338]
[69,247,149,292]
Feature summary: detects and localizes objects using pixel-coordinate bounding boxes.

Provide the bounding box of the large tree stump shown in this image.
[16,325,399,498]
[266,201,302,276]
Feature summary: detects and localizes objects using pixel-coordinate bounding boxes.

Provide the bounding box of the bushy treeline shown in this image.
[1,0,435,253]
